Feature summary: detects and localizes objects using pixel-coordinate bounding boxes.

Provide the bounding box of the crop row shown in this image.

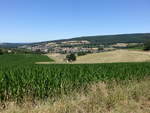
[0,62,150,102]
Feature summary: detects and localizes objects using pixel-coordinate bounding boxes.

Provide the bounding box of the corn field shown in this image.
[0,62,150,102]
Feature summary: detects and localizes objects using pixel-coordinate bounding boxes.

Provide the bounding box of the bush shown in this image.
[77,52,87,56]
[0,49,3,55]
[66,53,76,62]
[143,40,150,51]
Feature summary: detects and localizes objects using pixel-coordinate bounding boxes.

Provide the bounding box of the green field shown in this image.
[0,54,53,65]
[0,59,150,102]
[0,53,150,113]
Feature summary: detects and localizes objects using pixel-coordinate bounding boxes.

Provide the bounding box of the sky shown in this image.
[0,0,150,43]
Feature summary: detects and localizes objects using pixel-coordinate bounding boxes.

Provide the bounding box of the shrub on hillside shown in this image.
[66,53,76,62]
[77,52,87,56]
[0,49,3,55]
[143,40,150,51]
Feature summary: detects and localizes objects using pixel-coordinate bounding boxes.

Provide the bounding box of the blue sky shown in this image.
[0,0,150,42]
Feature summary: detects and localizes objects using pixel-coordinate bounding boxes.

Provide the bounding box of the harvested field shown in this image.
[74,50,150,63]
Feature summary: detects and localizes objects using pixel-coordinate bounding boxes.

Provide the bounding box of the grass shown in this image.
[128,46,144,50]
[0,54,53,65]
[1,78,150,113]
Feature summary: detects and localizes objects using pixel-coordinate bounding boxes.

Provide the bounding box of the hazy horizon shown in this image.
[0,0,150,43]
[0,32,149,43]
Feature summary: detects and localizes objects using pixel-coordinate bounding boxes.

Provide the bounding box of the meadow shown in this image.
[0,54,53,65]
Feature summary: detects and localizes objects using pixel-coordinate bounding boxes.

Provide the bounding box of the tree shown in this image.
[0,49,3,55]
[77,52,86,56]
[98,47,104,51]
[66,53,76,62]
[143,40,150,51]
[35,49,42,54]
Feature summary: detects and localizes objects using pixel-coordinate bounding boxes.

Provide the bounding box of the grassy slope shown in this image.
[75,50,150,63]
[0,54,53,65]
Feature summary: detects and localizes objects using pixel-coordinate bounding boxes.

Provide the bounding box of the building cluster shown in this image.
[18,40,106,54]
[51,47,101,53]
[61,40,90,45]
[19,45,49,53]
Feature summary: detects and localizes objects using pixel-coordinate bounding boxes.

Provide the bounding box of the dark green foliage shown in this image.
[127,44,144,50]
[0,49,3,55]
[77,52,87,56]
[143,40,150,51]
[52,33,150,44]
[66,53,76,61]
[0,54,53,65]
[35,49,42,54]
[98,47,104,51]
[0,62,150,102]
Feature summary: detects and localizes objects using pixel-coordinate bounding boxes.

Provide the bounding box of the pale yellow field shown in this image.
[74,50,150,63]
[36,53,67,64]
[46,53,66,63]
[36,50,150,64]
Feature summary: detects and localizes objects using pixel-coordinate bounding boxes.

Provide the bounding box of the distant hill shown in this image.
[1,33,150,48]
[51,33,150,44]
[0,43,30,48]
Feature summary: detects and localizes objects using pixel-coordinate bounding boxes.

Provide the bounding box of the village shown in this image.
[18,40,142,55]
[18,40,112,54]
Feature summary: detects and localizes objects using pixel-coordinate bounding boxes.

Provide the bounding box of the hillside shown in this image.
[0,43,30,48]
[1,33,150,48]
[74,50,150,63]
[51,33,150,44]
